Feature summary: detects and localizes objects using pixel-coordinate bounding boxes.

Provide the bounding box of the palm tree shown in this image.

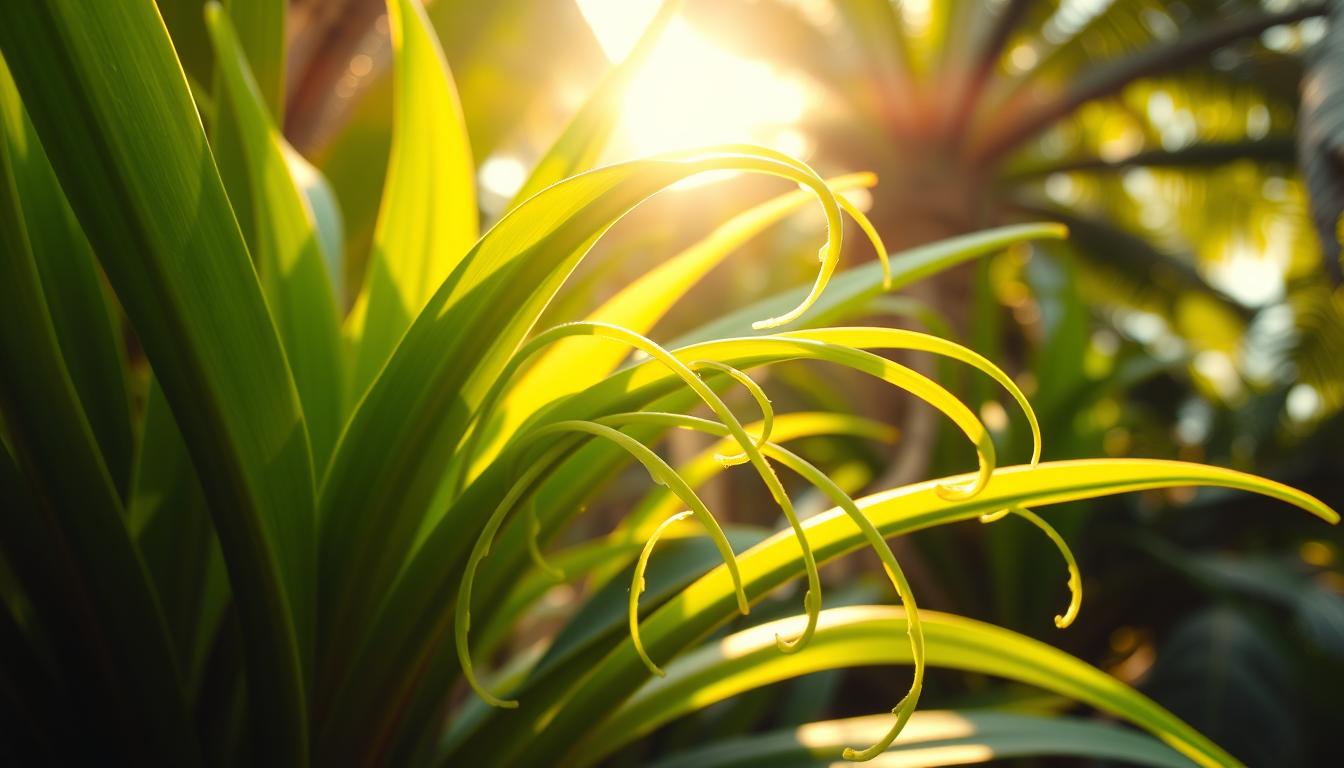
[680,0,1340,408]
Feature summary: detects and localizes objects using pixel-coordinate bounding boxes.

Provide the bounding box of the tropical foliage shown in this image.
[0,2,1339,767]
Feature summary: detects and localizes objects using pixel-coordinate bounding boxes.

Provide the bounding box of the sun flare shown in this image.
[576,0,812,160]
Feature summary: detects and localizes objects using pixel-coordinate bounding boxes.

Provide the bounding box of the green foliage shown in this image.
[0,2,1336,768]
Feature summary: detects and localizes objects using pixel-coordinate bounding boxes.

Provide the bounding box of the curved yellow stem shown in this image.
[981,506,1082,628]
[630,511,695,676]
[691,360,773,467]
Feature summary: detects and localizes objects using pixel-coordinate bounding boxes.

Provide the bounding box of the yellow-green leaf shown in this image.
[645,709,1192,768]
[347,0,478,397]
[0,57,133,498]
[207,3,345,465]
[488,459,1332,766]
[0,3,316,760]
[501,173,877,431]
[579,607,1219,766]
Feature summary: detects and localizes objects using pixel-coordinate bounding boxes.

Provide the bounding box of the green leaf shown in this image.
[0,57,133,499]
[471,537,647,661]
[536,528,767,686]
[579,607,1207,766]
[316,150,867,727]
[0,3,317,761]
[206,2,346,466]
[672,223,1067,346]
[1143,607,1297,767]
[363,296,1050,760]
[615,412,896,553]
[347,0,478,398]
[132,382,229,702]
[645,708,1194,768]
[497,173,877,443]
[492,459,1332,767]
[207,0,285,273]
[0,125,199,766]
[286,146,346,295]
[219,0,285,120]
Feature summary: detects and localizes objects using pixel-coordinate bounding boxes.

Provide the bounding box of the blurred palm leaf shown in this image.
[1299,0,1344,281]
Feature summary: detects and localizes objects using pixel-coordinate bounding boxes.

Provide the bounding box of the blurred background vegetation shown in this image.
[165,1,1344,764]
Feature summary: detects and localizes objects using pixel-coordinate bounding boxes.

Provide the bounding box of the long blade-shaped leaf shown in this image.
[346,310,1048,758]
[219,0,284,119]
[207,3,345,466]
[0,130,199,766]
[132,383,229,703]
[208,0,287,263]
[499,173,876,435]
[646,708,1193,768]
[581,607,1217,766]
[482,460,1331,766]
[464,222,1064,485]
[0,58,133,499]
[317,150,858,713]
[673,223,1067,346]
[615,412,895,545]
[0,3,316,761]
[347,0,478,397]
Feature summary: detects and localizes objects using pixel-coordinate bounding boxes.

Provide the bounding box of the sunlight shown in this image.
[1207,241,1287,308]
[796,712,997,767]
[478,154,527,199]
[799,712,978,748]
[576,0,812,160]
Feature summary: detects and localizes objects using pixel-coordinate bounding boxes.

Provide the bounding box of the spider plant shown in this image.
[0,1,1335,767]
